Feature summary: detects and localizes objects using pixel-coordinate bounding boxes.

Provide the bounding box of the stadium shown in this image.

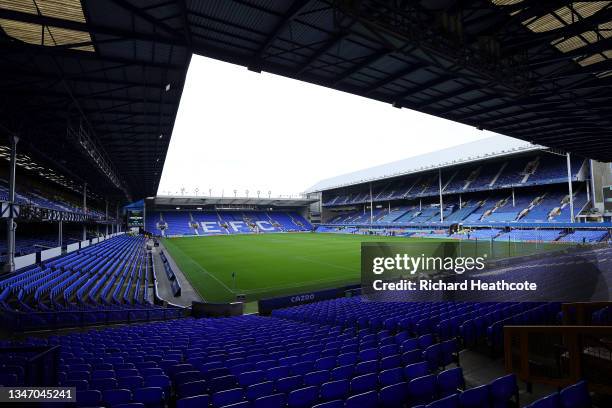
[0,1,611,408]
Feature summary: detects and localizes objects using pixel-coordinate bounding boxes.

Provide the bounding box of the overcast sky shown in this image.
[157,55,503,198]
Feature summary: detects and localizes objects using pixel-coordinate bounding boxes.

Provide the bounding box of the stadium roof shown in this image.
[152,195,316,208]
[2,0,612,200]
[306,135,542,192]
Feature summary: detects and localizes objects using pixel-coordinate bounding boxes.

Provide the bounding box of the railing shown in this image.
[504,325,612,394]
[0,307,185,333]
[562,302,612,325]
[0,345,60,386]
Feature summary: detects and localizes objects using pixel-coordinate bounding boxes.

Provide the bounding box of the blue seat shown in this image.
[304,370,330,387]
[92,370,114,380]
[177,380,207,398]
[76,390,101,406]
[379,367,404,387]
[404,361,429,380]
[350,373,378,394]
[118,376,144,389]
[560,381,590,408]
[239,370,266,387]
[133,387,165,408]
[437,367,464,397]
[401,338,419,352]
[380,354,401,370]
[359,348,378,362]
[331,364,354,380]
[141,368,164,378]
[380,344,400,357]
[276,375,303,393]
[528,393,560,408]
[246,381,274,401]
[210,375,239,392]
[288,386,319,408]
[117,369,139,378]
[423,343,443,371]
[292,361,314,376]
[427,393,459,408]
[175,371,203,385]
[355,360,378,375]
[418,334,434,349]
[346,390,378,408]
[337,352,357,366]
[176,395,210,408]
[68,371,91,381]
[459,384,489,408]
[315,356,336,370]
[489,374,518,408]
[320,379,349,401]
[65,380,89,391]
[266,366,290,381]
[92,378,118,391]
[379,382,408,408]
[254,393,286,408]
[103,389,132,406]
[402,350,423,365]
[408,375,437,405]
[115,404,145,408]
[144,375,171,398]
[212,388,244,407]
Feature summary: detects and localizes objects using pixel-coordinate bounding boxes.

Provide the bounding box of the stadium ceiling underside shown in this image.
[1,0,611,200]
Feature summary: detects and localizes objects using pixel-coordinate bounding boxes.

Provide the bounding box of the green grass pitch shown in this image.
[162,232,426,304]
[161,232,566,308]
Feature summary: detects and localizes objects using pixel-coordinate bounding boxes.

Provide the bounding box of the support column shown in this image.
[512,187,515,207]
[116,203,120,233]
[82,183,87,241]
[58,219,63,248]
[439,169,444,222]
[567,153,575,223]
[369,183,373,225]
[5,135,18,273]
[459,194,462,210]
[105,200,109,236]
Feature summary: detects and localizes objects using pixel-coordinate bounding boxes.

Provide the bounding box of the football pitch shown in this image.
[162,232,427,304]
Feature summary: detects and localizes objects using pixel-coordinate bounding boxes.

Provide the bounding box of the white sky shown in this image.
[157,55,503,198]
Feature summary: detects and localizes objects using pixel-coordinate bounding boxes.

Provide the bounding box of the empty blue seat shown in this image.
[418,334,434,349]
[103,389,132,406]
[118,376,144,389]
[437,367,464,397]
[92,370,114,380]
[304,370,329,387]
[176,394,210,408]
[380,354,401,370]
[402,350,423,365]
[92,378,118,391]
[291,361,314,376]
[379,382,408,408]
[427,393,459,408]
[440,339,458,367]
[117,369,139,378]
[174,371,203,385]
[313,401,343,408]
[266,366,290,381]
[331,364,354,380]
[489,374,518,408]
[320,379,349,401]
[276,375,303,393]
[359,348,378,362]
[355,360,378,375]
[379,367,404,387]
[315,356,336,370]
[144,375,171,398]
[404,361,429,380]
[210,375,239,392]
[402,338,419,352]
[213,388,244,407]
[459,384,489,408]
[288,386,319,408]
[422,343,442,371]
[239,370,265,387]
[177,380,207,399]
[346,390,378,408]
[408,375,437,405]
[133,387,165,408]
[246,381,274,401]
[560,381,590,408]
[350,373,378,394]
[337,352,357,366]
[254,392,286,408]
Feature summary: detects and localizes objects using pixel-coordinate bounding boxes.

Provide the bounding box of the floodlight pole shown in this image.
[105,200,109,236]
[369,183,373,225]
[58,218,63,248]
[512,187,515,207]
[5,135,18,273]
[439,169,444,222]
[116,203,120,233]
[82,183,87,241]
[566,152,574,223]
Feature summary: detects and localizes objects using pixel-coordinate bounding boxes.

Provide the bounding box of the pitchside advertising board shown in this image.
[361,241,611,303]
